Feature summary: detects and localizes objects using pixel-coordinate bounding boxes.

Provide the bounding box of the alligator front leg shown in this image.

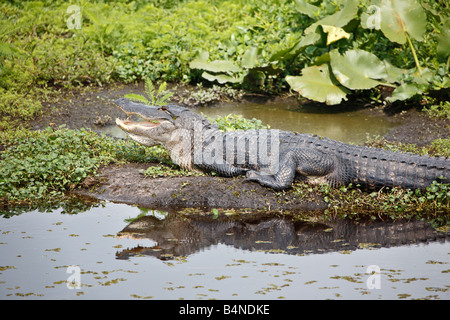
[195,162,249,177]
[245,148,337,190]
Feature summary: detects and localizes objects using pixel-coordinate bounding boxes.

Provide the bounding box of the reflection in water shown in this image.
[1,203,448,300]
[0,195,102,218]
[116,212,448,261]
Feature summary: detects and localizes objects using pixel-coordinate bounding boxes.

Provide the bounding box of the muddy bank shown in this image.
[384,109,449,147]
[33,83,449,211]
[76,163,327,212]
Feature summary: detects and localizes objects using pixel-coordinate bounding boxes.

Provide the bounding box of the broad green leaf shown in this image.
[330,49,387,90]
[286,65,349,105]
[190,51,241,73]
[242,47,258,69]
[269,32,320,62]
[313,52,330,66]
[190,60,241,73]
[305,0,359,34]
[387,83,422,102]
[408,68,434,85]
[294,0,320,18]
[202,72,242,84]
[382,60,407,83]
[191,51,210,64]
[372,0,427,44]
[437,18,450,60]
[321,25,351,45]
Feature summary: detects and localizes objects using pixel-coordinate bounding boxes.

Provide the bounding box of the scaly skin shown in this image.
[115,98,449,190]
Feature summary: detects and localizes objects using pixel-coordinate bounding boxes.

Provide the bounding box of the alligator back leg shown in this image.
[245,148,337,190]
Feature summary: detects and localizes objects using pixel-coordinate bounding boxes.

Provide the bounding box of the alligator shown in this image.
[115,98,449,191]
[116,213,447,260]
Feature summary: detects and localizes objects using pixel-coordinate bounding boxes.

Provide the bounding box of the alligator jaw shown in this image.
[115,118,161,133]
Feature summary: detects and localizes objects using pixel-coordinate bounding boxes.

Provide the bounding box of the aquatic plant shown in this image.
[189,0,450,104]
[124,79,174,106]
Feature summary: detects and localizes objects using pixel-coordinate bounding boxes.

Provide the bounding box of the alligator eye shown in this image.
[159,106,177,119]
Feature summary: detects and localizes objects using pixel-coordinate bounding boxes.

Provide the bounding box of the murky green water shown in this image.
[1,203,448,300]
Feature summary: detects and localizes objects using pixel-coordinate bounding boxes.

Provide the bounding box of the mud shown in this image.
[76,162,326,211]
[31,83,449,210]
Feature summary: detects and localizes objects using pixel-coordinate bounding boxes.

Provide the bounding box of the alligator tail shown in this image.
[349,149,449,189]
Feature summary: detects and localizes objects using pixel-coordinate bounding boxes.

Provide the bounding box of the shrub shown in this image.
[0,127,114,202]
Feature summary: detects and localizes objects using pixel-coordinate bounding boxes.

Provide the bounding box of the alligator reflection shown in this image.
[115,212,448,260]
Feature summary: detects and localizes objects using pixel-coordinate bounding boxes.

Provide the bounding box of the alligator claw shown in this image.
[245,170,262,181]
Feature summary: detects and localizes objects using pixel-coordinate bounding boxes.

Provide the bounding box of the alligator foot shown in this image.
[245,170,294,191]
[245,148,338,190]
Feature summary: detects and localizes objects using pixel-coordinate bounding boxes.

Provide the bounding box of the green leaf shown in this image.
[202,72,242,84]
[269,32,320,62]
[294,0,320,18]
[305,0,359,34]
[383,60,407,83]
[190,51,210,64]
[286,65,349,105]
[437,18,450,60]
[124,93,149,104]
[330,49,387,90]
[145,78,156,96]
[157,81,167,96]
[371,0,427,44]
[387,83,422,102]
[241,46,258,69]
[190,52,241,73]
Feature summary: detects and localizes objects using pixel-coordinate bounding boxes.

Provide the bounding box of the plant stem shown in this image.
[405,33,422,76]
[378,82,397,88]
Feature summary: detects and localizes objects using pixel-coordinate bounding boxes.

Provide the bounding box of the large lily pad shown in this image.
[286,65,349,105]
[387,83,422,102]
[368,0,427,44]
[190,51,241,73]
[330,49,387,90]
[437,18,450,60]
[202,72,242,84]
[382,60,407,83]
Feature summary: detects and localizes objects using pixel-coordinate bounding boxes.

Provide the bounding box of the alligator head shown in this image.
[115,98,212,168]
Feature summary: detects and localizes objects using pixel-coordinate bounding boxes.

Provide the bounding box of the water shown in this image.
[1,202,448,300]
[102,100,399,145]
